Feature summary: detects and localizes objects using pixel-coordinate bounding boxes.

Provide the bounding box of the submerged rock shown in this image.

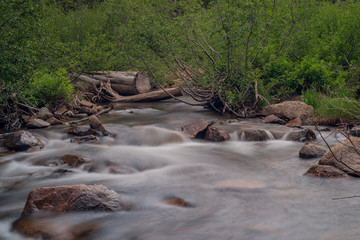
[299,144,327,159]
[261,114,286,125]
[70,135,98,144]
[262,101,314,123]
[20,184,131,217]
[238,129,274,141]
[288,129,316,142]
[163,197,191,208]
[319,137,360,176]
[60,154,91,168]
[180,119,209,138]
[27,119,50,129]
[305,165,347,178]
[5,130,43,151]
[204,126,230,142]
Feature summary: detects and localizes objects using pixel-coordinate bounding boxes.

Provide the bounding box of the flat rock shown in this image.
[261,114,286,125]
[319,137,360,176]
[180,119,209,138]
[20,184,132,217]
[79,100,94,108]
[70,135,98,144]
[299,144,327,158]
[204,126,230,142]
[5,130,43,151]
[286,117,302,128]
[27,119,50,129]
[36,107,53,120]
[262,101,314,122]
[305,165,347,178]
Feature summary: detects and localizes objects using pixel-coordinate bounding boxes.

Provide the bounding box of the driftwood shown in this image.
[76,72,151,96]
[112,88,182,103]
[67,106,113,125]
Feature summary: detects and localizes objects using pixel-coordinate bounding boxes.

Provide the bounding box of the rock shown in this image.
[180,119,209,138]
[238,129,274,141]
[73,113,88,118]
[261,114,286,125]
[305,165,347,178]
[163,197,191,207]
[262,101,314,122]
[70,135,98,144]
[46,117,63,125]
[79,100,94,108]
[299,144,327,158]
[76,106,97,115]
[5,130,43,151]
[67,126,99,136]
[60,155,90,168]
[20,184,131,217]
[64,111,74,118]
[286,117,302,128]
[204,126,230,142]
[287,129,316,142]
[27,119,50,129]
[319,137,360,176]
[36,107,53,120]
[54,105,68,116]
[89,115,110,136]
[350,126,360,137]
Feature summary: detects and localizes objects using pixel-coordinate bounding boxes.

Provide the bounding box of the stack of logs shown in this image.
[76,71,182,103]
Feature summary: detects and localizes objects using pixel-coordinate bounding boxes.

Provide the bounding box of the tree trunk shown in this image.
[80,72,151,95]
[112,88,182,103]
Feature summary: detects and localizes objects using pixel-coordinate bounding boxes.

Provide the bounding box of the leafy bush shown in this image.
[25,68,74,107]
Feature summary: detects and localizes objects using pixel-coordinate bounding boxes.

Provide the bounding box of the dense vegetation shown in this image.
[1,0,360,129]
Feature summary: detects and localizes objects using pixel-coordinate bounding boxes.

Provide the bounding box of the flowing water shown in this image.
[0,99,359,240]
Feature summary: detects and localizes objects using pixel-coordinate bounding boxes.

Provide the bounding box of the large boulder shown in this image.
[204,126,230,142]
[319,137,360,176]
[262,101,314,122]
[305,165,347,178]
[299,144,327,159]
[27,119,50,129]
[5,130,43,151]
[180,119,209,138]
[21,184,131,217]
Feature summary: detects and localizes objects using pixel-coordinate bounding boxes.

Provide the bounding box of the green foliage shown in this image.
[25,68,74,107]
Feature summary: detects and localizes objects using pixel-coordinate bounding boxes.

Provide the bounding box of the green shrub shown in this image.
[25,68,74,107]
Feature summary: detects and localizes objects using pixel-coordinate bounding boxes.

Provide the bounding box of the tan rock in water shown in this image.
[204,126,230,142]
[180,119,209,138]
[89,115,110,136]
[305,165,347,178]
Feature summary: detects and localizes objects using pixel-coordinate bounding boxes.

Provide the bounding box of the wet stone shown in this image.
[288,129,316,142]
[238,129,274,141]
[261,114,286,125]
[204,126,230,142]
[67,126,99,136]
[60,154,90,168]
[89,115,110,136]
[305,165,347,178]
[286,117,302,128]
[27,119,50,129]
[46,117,63,125]
[70,135,98,144]
[299,144,327,159]
[180,119,209,138]
[163,197,192,208]
[5,130,43,151]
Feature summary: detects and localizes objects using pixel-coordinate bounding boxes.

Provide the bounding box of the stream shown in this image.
[1,99,360,240]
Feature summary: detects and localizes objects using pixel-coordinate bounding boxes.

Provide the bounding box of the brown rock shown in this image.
[70,135,98,144]
[204,126,230,142]
[46,117,63,125]
[77,106,97,115]
[287,129,316,142]
[350,126,360,137]
[238,129,274,141]
[64,110,75,118]
[54,105,68,116]
[36,107,53,120]
[286,117,302,128]
[5,130,43,151]
[27,119,50,129]
[20,184,131,217]
[305,165,347,178]
[261,114,286,125]
[60,155,90,167]
[89,115,110,136]
[73,113,88,118]
[299,144,327,159]
[262,101,314,122]
[67,126,98,136]
[163,197,191,207]
[79,100,94,108]
[180,119,209,138]
[319,137,360,176]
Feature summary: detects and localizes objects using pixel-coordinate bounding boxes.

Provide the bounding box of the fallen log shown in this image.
[79,72,151,95]
[112,88,182,103]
